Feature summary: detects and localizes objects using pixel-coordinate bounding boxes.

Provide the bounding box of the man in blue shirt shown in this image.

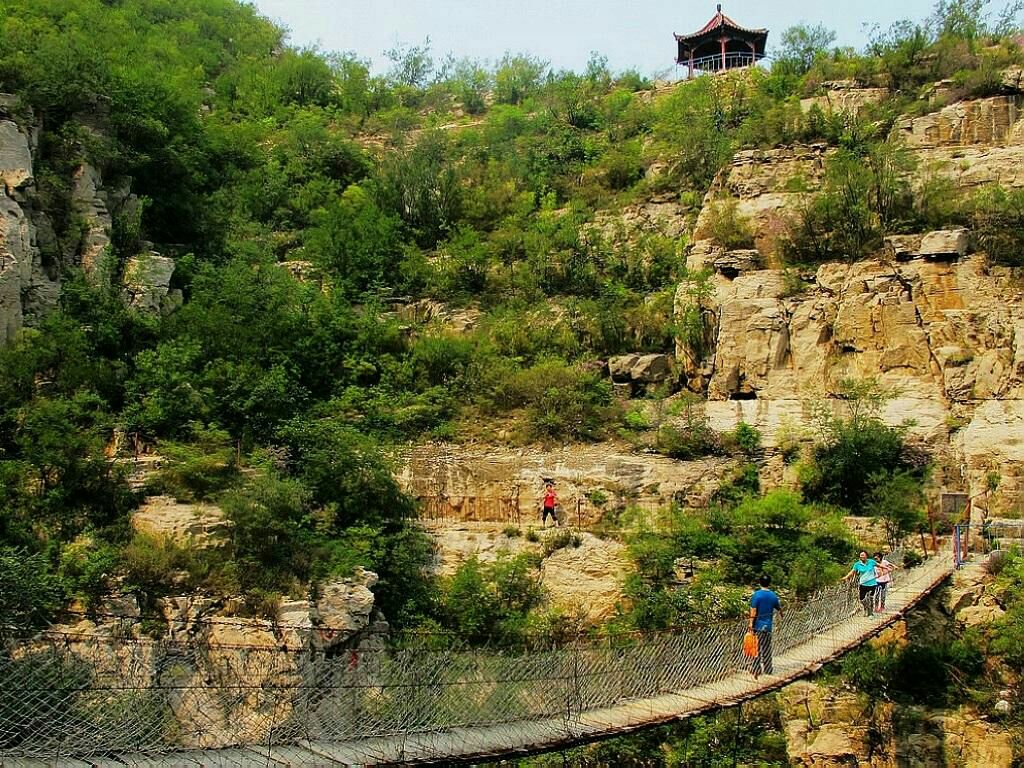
[749,575,782,677]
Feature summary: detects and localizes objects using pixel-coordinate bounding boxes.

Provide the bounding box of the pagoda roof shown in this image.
[674,7,768,42]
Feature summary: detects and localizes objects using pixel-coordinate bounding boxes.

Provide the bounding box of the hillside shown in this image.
[3,0,1024,764]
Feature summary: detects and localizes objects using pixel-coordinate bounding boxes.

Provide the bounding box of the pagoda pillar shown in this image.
[720,37,728,70]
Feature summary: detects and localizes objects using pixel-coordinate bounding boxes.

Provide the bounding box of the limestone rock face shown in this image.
[121,251,176,312]
[540,533,628,621]
[781,680,1014,767]
[131,495,231,547]
[72,163,115,281]
[154,568,383,748]
[0,109,58,342]
[895,95,1024,148]
[400,444,736,524]
[427,523,628,621]
[0,119,33,189]
[954,400,1024,518]
[799,81,890,117]
[678,133,1024,516]
[427,523,539,577]
[592,196,689,240]
[693,144,830,260]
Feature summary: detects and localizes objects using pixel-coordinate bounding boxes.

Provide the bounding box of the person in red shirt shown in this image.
[541,482,558,528]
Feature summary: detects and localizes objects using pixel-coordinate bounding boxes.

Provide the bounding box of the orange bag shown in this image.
[742,631,759,658]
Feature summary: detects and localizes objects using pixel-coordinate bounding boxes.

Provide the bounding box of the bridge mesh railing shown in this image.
[0,548,951,765]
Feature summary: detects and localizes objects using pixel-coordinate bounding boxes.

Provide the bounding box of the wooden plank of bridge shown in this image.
[103,747,292,767]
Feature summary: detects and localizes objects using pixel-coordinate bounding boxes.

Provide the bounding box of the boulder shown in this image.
[919,228,970,259]
[608,354,640,381]
[632,353,672,383]
[311,569,378,648]
[608,353,672,384]
[885,233,924,261]
[957,601,1006,626]
[1002,66,1024,93]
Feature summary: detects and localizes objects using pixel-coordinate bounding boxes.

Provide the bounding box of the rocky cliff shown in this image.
[0,95,177,343]
[678,84,1024,523]
[0,99,59,341]
[399,442,736,525]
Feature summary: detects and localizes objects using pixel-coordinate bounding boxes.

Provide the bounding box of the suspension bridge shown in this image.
[0,549,956,767]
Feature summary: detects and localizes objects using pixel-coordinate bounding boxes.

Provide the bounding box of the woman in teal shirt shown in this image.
[843,551,879,617]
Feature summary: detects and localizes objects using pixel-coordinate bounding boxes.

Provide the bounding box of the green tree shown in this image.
[774,23,837,75]
[305,184,405,293]
[802,380,919,511]
[493,53,549,105]
[0,549,62,628]
[385,37,434,89]
[375,132,462,248]
[443,57,492,115]
[866,470,927,546]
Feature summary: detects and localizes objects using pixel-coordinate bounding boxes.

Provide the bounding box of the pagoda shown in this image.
[675,5,768,78]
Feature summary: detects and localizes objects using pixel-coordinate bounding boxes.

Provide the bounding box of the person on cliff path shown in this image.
[749,575,782,678]
[874,551,897,612]
[541,482,558,528]
[844,551,879,617]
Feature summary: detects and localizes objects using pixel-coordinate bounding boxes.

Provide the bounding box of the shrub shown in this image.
[542,529,583,557]
[841,634,986,705]
[657,396,719,459]
[520,363,619,442]
[440,554,545,643]
[149,425,240,502]
[783,150,882,263]
[0,549,62,628]
[120,534,220,598]
[704,199,756,249]
[58,538,119,609]
[728,422,763,457]
[601,142,644,191]
[971,185,1024,267]
[865,470,927,546]
[675,272,714,364]
[623,405,651,431]
[802,381,920,512]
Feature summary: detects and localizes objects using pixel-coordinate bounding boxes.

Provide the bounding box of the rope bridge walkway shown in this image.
[0,550,954,766]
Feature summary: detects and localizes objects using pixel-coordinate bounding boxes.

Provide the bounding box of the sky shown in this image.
[250,0,940,77]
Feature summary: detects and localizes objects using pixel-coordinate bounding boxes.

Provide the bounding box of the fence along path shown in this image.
[0,550,954,767]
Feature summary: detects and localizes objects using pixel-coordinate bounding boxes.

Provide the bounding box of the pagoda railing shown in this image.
[688,51,766,74]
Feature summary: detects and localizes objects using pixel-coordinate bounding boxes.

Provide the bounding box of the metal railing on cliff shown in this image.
[0,546,955,766]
